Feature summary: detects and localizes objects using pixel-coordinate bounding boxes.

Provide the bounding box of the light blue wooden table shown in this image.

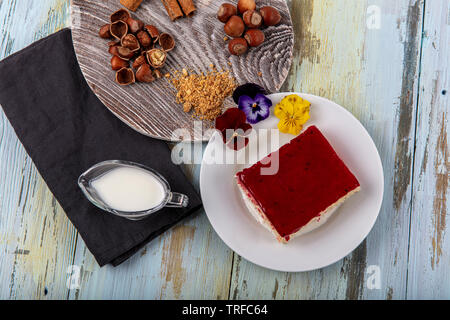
[0,0,448,299]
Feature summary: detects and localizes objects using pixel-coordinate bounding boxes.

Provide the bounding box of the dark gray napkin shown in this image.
[0,28,202,267]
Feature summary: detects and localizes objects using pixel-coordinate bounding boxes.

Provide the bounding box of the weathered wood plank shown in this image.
[0,0,75,299]
[68,154,234,299]
[2,0,446,301]
[229,0,424,300]
[407,0,449,299]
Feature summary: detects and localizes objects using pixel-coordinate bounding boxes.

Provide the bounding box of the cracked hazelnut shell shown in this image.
[132,55,147,69]
[99,24,112,38]
[116,67,135,85]
[111,56,129,70]
[116,46,135,60]
[108,43,119,56]
[110,8,131,23]
[137,30,152,47]
[144,25,160,43]
[153,69,163,79]
[125,17,144,33]
[121,34,140,52]
[159,33,175,52]
[110,20,128,40]
[136,64,155,83]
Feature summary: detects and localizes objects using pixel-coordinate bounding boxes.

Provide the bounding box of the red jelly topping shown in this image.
[236,126,360,239]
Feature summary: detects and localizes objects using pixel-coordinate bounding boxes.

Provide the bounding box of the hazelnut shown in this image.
[110,8,131,23]
[136,64,155,83]
[228,38,248,55]
[108,43,119,56]
[224,16,245,38]
[243,10,262,28]
[110,20,128,40]
[147,48,167,68]
[111,55,129,70]
[115,67,135,85]
[144,25,160,43]
[217,3,237,23]
[116,46,135,60]
[137,30,152,47]
[125,17,144,33]
[244,29,265,47]
[107,40,119,47]
[260,6,281,26]
[237,0,256,14]
[132,55,147,69]
[99,24,112,38]
[159,33,175,52]
[121,34,140,52]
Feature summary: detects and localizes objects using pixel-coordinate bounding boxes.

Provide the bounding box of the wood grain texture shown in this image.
[0,0,449,300]
[71,0,294,141]
[407,0,449,299]
[229,0,425,300]
[0,0,75,299]
[67,158,234,300]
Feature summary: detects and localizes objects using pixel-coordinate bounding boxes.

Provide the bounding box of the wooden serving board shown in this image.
[71,0,294,141]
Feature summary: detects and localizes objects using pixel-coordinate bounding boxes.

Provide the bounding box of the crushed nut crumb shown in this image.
[167,66,237,121]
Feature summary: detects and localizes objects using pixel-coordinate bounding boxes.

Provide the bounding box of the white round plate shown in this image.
[200,93,384,272]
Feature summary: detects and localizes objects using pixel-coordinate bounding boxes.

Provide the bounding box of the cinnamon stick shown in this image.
[160,0,184,21]
[177,0,196,16]
[120,0,143,12]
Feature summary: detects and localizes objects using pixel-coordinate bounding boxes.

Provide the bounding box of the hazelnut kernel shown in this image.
[147,49,167,68]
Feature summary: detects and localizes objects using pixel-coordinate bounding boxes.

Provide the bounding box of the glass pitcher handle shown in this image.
[166,192,189,208]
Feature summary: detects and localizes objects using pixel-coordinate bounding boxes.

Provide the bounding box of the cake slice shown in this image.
[236,125,360,243]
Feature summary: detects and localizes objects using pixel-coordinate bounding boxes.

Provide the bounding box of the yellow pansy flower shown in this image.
[274,95,311,135]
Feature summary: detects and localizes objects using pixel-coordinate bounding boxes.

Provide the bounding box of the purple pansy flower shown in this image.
[238,93,273,124]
